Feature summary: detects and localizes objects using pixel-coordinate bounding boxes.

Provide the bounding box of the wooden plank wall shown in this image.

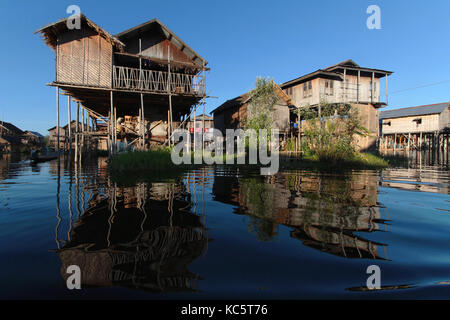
[57,28,112,88]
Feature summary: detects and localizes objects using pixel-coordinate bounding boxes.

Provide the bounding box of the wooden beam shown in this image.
[385,73,389,105]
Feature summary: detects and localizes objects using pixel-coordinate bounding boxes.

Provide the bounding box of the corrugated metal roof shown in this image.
[380,102,449,119]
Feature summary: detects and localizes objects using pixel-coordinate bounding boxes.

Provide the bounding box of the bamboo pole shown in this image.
[202,101,205,152]
[75,102,80,162]
[297,108,300,153]
[386,73,389,105]
[357,70,360,103]
[81,106,85,156]
[141,93,145,149]
[371,72,375,103]
[168,46,173,146]
[110,91,114,155]
[56,87,60,153]
[194,105,197,152]
[67,96,72,152]
[114,107,117,152]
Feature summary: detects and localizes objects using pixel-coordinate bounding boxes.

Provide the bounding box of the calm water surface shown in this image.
[0,154,449,299]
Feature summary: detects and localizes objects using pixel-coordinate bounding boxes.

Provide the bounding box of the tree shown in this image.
[244,77,280,134]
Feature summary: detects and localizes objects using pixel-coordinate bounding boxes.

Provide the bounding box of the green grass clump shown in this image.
[281,152,392,171]
[108,148,182,173]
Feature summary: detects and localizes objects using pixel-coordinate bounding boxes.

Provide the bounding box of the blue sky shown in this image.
[1,0,449,135]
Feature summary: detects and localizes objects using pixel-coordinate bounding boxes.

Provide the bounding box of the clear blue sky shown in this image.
[1,0,449,135]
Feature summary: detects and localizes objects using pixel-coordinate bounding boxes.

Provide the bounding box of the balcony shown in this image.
[112,66,205,96]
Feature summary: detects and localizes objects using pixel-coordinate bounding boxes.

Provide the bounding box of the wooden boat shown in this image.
[30,149,58,163]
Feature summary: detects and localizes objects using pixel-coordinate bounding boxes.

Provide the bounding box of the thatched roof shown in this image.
[35,14,125,51]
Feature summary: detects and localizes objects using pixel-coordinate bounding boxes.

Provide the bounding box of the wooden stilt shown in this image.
[168,46,173,146]
[202,101,205,152]
[394,133,397,153]
[297,110,301,153]
[75,102,79,162]
[140,93,145,149]
[193,105,197,151]
[56,87,60,153]
[407,133,411,152]
[114,107,117,152]
[67,96,72,152]
[110,91,114,155]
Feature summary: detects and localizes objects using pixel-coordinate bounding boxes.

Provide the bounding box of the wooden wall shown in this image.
[213,101,290,135]
[57,28,112,88]
[353,103,379,151]
[381,113,442,134]
[120,30,194,64]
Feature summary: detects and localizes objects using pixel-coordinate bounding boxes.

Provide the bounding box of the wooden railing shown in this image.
[112,66,205,95]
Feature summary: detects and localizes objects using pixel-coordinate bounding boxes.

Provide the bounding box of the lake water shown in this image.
[0,153,449,299]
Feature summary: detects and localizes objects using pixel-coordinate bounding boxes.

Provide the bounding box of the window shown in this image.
[324,80,334,95]
[303,81,312,98]
[285,87,293,95]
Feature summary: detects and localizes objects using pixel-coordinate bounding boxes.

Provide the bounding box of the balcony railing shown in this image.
[112,66,205,95]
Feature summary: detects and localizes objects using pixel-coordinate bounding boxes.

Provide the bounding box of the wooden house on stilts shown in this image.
[36,14,208,156]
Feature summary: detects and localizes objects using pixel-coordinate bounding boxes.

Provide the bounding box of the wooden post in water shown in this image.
[80,107,84,161]
[110,91,114,155]
[75,102,80,162]
[67,96,72,153]
[194,105,197,152]
[141,93,145,149]
[168,51,173,147]
[297,108,301,153]
[419,131,423,150]
[394,133,397,154]
[202,101,205,153]
[407,133,411,152]
[56,87,60,153]
[114,107,117,152]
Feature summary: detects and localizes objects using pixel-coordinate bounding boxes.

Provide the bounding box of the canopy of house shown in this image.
[380,102,449,120]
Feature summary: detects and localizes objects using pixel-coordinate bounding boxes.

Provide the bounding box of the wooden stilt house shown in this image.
[36,14,208,153]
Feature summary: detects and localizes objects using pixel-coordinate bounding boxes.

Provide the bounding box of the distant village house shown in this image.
[379,102,450,151]
[211,82,293,144]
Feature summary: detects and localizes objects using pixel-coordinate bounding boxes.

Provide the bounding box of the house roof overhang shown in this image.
[35,14,125,51]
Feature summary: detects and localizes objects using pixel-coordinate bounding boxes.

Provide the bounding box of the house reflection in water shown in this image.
[56,175,208,293]
[213,170,388,260]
